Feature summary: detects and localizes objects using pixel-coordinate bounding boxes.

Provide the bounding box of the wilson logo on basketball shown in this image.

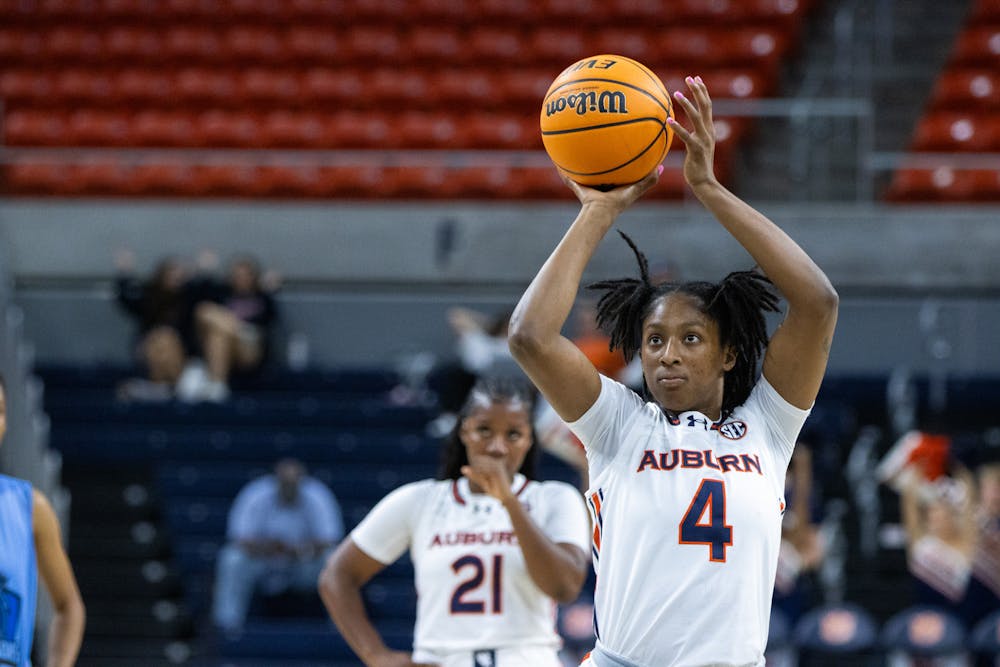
[544,90,628,118]
[719,421,748,440]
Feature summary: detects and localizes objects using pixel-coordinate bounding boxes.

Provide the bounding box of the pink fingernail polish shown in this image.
[696,75,703,83]
[656,165,664,176]
[674,91,684,99]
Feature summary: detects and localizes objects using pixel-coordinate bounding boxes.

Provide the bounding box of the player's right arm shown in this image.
[509,171,659,422]
[319,541,435,667]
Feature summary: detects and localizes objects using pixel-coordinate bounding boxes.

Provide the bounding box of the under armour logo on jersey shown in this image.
[687,415,710,429]
[718,420,748,440]
[473,649,497,666]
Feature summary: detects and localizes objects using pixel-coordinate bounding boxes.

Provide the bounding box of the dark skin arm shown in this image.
[33,490,85,667]
[319,539,437,667]
[508,172,660,423]
[462,459,589,603]
[669,76,838,410]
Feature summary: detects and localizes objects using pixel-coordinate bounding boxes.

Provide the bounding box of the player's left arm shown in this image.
[670,76,838,410]
[463,464,588,603]
[33,490,86,667]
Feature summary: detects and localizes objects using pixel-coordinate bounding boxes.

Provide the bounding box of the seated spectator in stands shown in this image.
[967,461,1000,625]
[114,249,197,401]
[773,443,826,624]
[425,306,523,436]
[211,458,343,633]
[178,253,280,403]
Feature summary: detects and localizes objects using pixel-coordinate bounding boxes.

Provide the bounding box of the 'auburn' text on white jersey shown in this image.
[569,374,809,667]
[351,474,590,656]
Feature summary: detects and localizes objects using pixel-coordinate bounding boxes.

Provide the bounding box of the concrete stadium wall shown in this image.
[3,199,1000,374]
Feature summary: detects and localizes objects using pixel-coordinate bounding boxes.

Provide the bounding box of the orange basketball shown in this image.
[540,55,674,189]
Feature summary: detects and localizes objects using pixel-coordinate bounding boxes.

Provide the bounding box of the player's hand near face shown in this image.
[461,458,515,505]
[667,76,718,190]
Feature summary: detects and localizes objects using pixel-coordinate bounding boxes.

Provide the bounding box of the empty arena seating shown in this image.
[887,0,1000,202]
[0,0,815,199]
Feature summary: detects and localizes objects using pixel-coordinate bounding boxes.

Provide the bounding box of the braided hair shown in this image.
[588,231,779,419]
[437,376,539,481]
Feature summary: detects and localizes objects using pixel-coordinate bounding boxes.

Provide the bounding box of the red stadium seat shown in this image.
[527,28,591,66]
[912,113,999,151]
[122,161,197,196]
[650,28,714,67]
[382,165,455,198]
[345,26,403,63]
[508,166,571,199]
[315,165,392,198]
[721,28,792,68]
[285,27,343,64]
[0,70,55,106]
[325,112,394,148]
[887,168,1000,202]
[930,69,1000,110]
[60,159,130,195]
[53,70,115,105]
[130,110,198,147]
[223,26,286,63]
[259,111,326,147]
[394,113,461,149]
[301,68,367,106]
[3,162,67,194]
[174,69,239,107]
[971,0,1000,22]
[412,0,471,24]
[451,165,518,198]
[368,70,431,109]
[3,111,68,146]
[463,114,538,149]
[193,110,262,147]
[67,109,131,145]
[406,27,463,64]
[161,27,224,64]
[190,163,259,195]
[539,0,611,26]
[105,27,164,63]
[429,70,500,111]
[467,28,525,65]
[251,163,323,197]
[497,70,556,110]
[476,0,545,25]
[46,27,104,62]
[0,29,45,65]
[950,27,1000,66]
[589,29,654,64]
[113,70,173,106]
[238,69,303,107]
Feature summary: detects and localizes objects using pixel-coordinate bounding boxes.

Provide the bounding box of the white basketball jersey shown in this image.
[351,474,591,656]
[569,374,809,667]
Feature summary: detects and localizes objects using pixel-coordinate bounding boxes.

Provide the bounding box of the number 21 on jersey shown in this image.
[450,554,503,614]
[678,479,733,562]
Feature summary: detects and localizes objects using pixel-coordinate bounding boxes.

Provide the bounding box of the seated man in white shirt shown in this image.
[211,458,344,632]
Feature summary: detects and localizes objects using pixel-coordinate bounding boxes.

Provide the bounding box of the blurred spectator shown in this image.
[114,249,198,401]
[967,461,1000,626]
[211,458,343,633]
[177,252,280,403]
[425,306,522,436]
[774,443,826,624]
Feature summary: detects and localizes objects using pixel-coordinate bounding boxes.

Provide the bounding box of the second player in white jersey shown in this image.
[509,76,838,667]
[320,378,591,667]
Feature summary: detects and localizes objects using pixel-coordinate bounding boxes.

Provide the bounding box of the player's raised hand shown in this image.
[667,76,718,190]
[461,458,515,504]
[369,650,438,667]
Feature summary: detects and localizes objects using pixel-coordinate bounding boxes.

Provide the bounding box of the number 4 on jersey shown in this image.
[679,479,733,562]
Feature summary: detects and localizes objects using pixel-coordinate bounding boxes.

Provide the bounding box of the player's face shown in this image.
[460,400,534,477]
[640,293,736,421]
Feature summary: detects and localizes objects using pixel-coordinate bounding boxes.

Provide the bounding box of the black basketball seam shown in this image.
[620,56,674,113]
[552,125,668,177]
[541,116,664,136]
[543,77,671,117]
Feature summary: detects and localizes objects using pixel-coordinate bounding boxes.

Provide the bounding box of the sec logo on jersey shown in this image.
[719,421,748,440]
